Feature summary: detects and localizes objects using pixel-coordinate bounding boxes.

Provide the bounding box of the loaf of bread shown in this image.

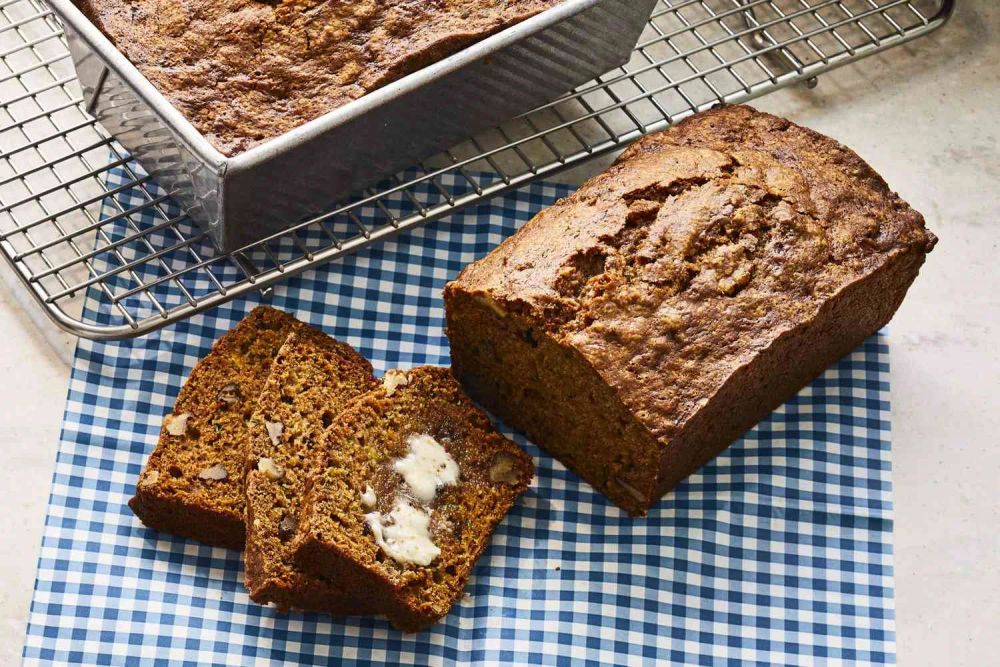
[73,0,561,156]
[292,366,534,631]
[243,326,379,614]
[129,306,302,548]
[444,105,936,515]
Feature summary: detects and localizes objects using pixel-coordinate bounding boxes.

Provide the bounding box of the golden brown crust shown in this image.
[243,326,379,615]
[73,0,560,155]
[292,366,534,632]
[445,105,936,514]
[129,306,302,549]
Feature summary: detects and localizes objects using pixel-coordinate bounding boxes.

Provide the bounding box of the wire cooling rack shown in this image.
[0,0,953,339]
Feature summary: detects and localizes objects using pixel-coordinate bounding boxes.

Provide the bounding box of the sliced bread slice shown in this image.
[292,366,534,631]
[243,326,379,614]
[129,306,302,549]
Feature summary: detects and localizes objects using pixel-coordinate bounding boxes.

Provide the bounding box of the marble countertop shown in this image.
[1,2,996,664]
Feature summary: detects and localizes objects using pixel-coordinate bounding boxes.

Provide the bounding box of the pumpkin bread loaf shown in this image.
[292,366,534,631]
[129,306,302,549]
[444,105,936,515]
[243,326,379,614]
[72,0,562,155]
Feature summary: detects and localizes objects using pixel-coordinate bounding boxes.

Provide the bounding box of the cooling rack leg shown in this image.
[233,253,274,300]
[84,65,110,115]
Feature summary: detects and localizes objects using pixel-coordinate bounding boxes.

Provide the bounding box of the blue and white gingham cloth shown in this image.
[22,166,896,665]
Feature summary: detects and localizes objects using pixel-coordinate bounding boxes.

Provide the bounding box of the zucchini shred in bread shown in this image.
[72,0,562,156]
[444,105,936,515]
[243,326,379,614]
[129,306,302,549]
[292,366,534,632]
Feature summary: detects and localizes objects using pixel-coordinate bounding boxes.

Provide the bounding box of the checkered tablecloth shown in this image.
[22,167,896,665]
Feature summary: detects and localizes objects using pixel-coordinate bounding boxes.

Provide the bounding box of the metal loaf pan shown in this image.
[48,0,657,251]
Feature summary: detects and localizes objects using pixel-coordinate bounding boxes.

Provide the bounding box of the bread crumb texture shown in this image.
[243,325,378,614]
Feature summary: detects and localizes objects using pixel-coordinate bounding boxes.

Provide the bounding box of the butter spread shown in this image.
[365,433,460,566]
[365,498,440,567]
[393,434,460,504]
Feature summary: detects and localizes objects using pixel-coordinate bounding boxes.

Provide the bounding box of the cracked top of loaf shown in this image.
[73,0,559,156]
[448,105,936,443]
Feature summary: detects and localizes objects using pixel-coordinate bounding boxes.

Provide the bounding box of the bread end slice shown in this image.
[130,306,301,549]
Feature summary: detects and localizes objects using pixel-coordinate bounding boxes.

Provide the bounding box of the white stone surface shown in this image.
[0,2,997,665]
